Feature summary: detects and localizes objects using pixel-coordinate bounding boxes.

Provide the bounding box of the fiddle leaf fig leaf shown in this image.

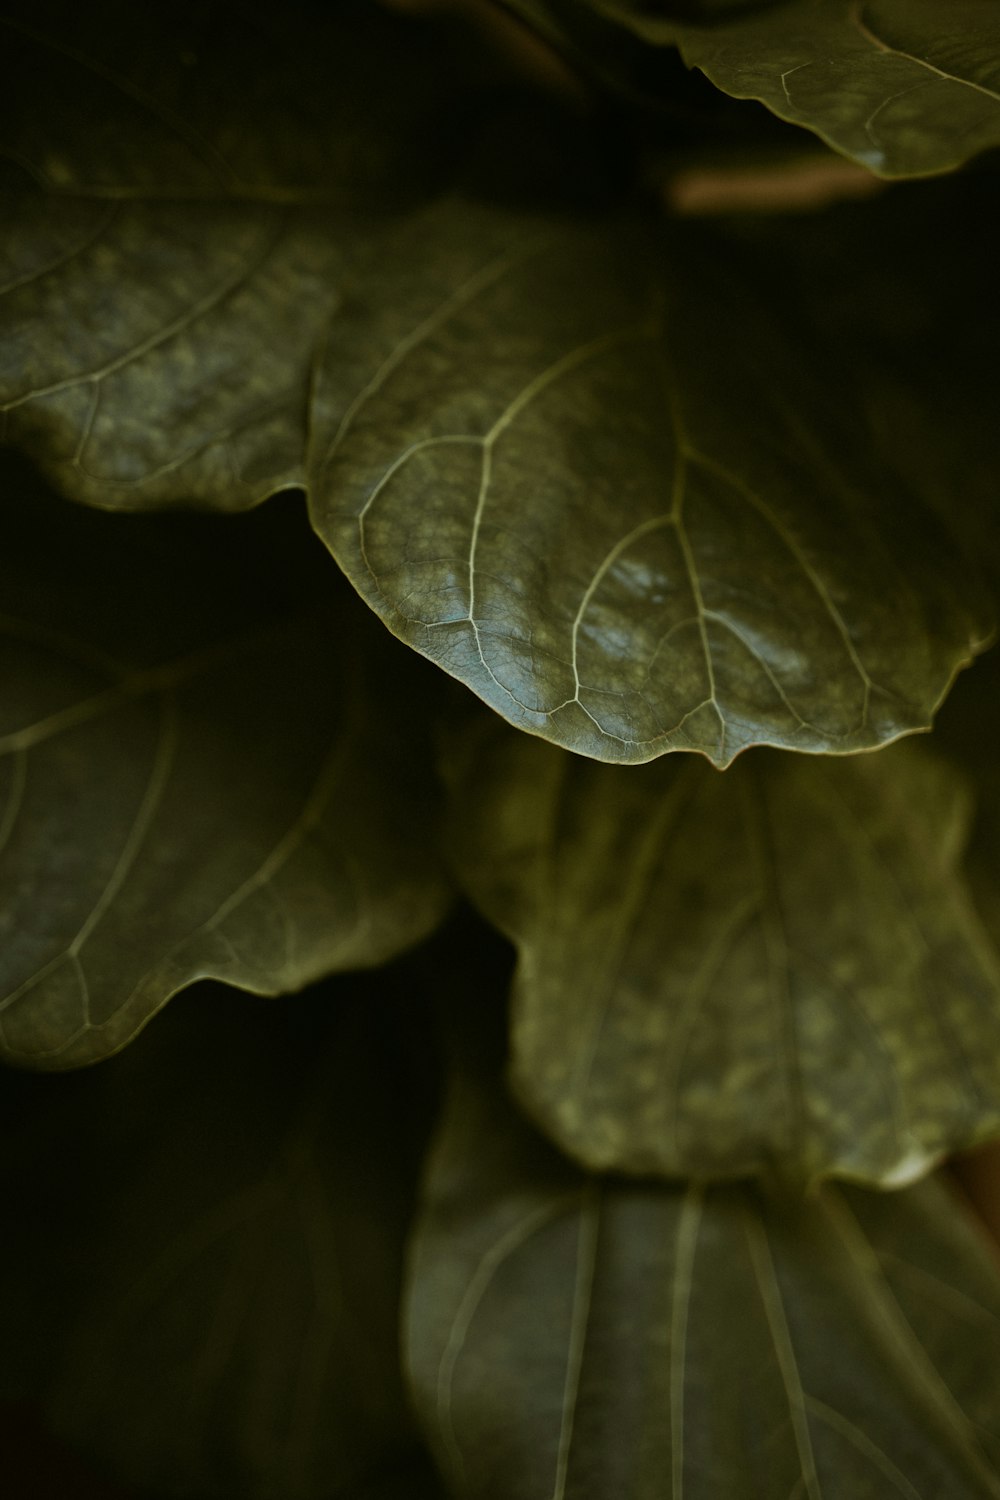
[0,457,450,1068]
[313,205,988,765]
[497,0,1000,178]
[0,0,513,510]
[406,1036,1000,1499]
[671,0,1000,178]
[444,716,1000,1184]
[1,195,348,508]
[0,979,440,1499]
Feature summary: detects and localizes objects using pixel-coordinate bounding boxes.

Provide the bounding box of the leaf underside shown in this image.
[406,1036,1000,1499]
[672,0,1000,178]
[540,0,1000,179]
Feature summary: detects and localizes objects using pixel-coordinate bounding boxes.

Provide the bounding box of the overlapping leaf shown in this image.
[406,1031,1000,1498]
[510,0,1000,177]
[671,0,1000,178]
[0,457,450,1068]
[0,979,444,1499]
[314,207,989,764]
[444,715,1000,1183]
[0,0,517,509]
[15,173,986,767]
[2,2,991,764]
[0,194,352,508]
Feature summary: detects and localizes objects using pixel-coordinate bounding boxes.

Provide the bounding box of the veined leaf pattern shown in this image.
[444,717,1000,1184]
[0,462,450,1067]
[0,0,498,508]
[1,3,991,761]
[406,1043,1000,1498]
[313,209,988,765]
[672,0,1000,178]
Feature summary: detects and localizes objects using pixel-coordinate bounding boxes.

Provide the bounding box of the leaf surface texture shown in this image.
[0,5,991,761]
[0,458,450,1067]
[445,718,1000,1182]
[406,1033,1000,1498]
[313,209,987,764]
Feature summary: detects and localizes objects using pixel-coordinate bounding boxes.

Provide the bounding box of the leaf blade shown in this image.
[445,717,1000,1183]
[0,457,451,1067]
[405,1034,1000,1498]
[673,0,1000,178]
[313,209,988,764]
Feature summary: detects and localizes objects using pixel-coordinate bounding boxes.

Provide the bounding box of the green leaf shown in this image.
[671,0,1000,178]
[0,977,441,1499]
[1,194,350,507]
[444,714,1000,1184]
[405,1031,1000,1498]
[313,206,988,764]
[0,0,514,510]
[500,0,1000,180]
[0,456,450,1067]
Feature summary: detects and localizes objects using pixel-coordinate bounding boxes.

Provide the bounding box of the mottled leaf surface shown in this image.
[0,0,511,509]
[0,195,352,508]
[444,716,1000,1183]
[313,203,988,765]
[0,979,441,1499]
[0,458,450,1068]
[406,1037,1000,1499]
[673,0,1000,178]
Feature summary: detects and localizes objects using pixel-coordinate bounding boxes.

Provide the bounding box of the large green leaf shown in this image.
[406,1029,1000,1498]
[0,456,450,1068]
[313,202,988,764]
[0,0,523,510]
[670,0,1000,178]
[443,713,1000,1184]
[3,1,991,766]
[0,977,444,1499]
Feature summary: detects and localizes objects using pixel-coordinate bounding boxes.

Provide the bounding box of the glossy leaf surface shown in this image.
[406,1033,1000,1498]
[2,2,990,764]
[0,978,442,1499]
[314,209,987,764]
[0,458,450,1067]
[445,717,1000,1183]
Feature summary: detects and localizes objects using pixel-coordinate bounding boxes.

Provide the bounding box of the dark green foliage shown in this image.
[2,0,1000,1494]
